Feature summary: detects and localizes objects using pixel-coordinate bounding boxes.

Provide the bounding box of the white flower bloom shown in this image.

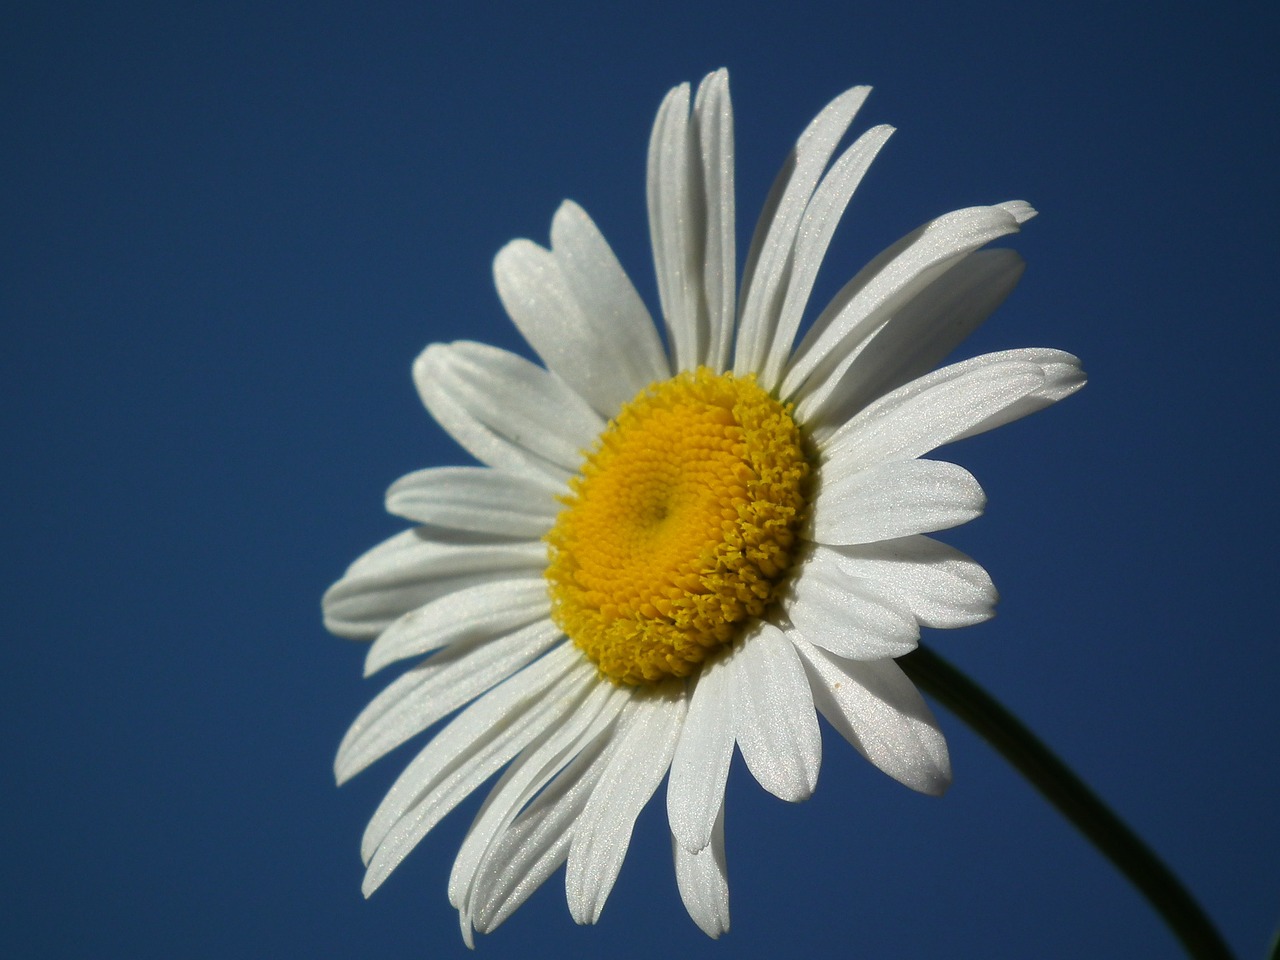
[324,69,1084,944]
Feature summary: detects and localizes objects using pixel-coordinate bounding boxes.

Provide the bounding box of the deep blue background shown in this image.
[4,2,1277,958]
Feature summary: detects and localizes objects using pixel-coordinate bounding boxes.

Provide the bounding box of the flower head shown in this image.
[323,69,1084,943]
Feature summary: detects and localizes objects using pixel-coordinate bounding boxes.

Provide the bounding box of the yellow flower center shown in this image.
[546,368,810,686]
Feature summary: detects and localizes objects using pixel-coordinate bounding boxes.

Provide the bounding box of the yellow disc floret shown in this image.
[546,367,810,686]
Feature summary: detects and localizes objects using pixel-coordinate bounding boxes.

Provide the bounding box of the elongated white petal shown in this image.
[413,341,602,481]
[783,548,919,659]
[673,800,730,938]
[336,620,562,785]
[667,652,734,853]
[567,687,687,924]
[648,82,704,370]
[360,645,579,860]
[323,532,545,639]
[822,537,996,629]
[364,577,549,676]
[385,466,560,538]
[736,86,872,376]
[731,623,821,802]
[449,682,629,915]
[360,647,581,865]
[783,203,1032,407]
[694,69,735,372]
[812,458,985,545]
[378,463,560,535]
[801,248,1026,432]
[949,348,1086,439]
[494,206,667,418]
[469,728,614,934]
[793,638,951,795]
[552,201,670,391]
[760,124,895,389]
[820,361,1044,477]
[360,648,587,892]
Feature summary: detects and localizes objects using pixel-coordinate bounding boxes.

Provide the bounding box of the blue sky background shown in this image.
[4,2,1277,958]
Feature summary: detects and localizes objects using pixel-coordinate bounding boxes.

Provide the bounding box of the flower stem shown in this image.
[899,644,1233,960]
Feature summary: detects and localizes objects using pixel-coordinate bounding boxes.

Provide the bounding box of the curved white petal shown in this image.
[673,800,730,938]
[667,652,734,853]
[822,536,997,629]
[792,637,951,795]
[566,686,687,925]
[731,622,821,802]
[363,577,550,676]
[448,680,629,917]
[551,201,671,394]
[359,647,587,891]
[736,86,872,376]
[800,248,1026,432]
[783,548,919,659]
[760,123,895,390]
[811,458,985,545]
[648,82,704,371]
[336,620,563,785]
[783,203,1033,408]
[413,341,602,482]
[468,727,615,935]
[494,205,667,418]
[820,360,1045,477]
[948,348,1086,440]
[694,69,735,372]
[322,532,546,639]
[385,466,560,538]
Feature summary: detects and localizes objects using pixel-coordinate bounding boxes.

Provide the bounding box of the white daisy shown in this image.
[324,69,1084,944]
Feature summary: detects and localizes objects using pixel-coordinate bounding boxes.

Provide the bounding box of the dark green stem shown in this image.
[899,644,1233,960]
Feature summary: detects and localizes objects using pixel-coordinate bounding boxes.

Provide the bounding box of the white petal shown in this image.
[566,687,687,924]
[413,340,603,481]
[730,622,821,802]
[494,205,668,418]
[820,360,1045,476]
[694,69,735,372]
[812,458,985,545]
[948,348,1086,440]
[322,532,545,639]
[360,650,588,901]
[448,680,629,915]
[667,652,734,853]
[800,248,1026,432]
[760,124,895,390]
[469,728,614,934]
[783,548,919,659]
[792,638,951,795]
[384,466,560,538]
[363,576,549,676]
[823,536,997,629]
[647,82,705,371]
[552,201,670,391]
[673,800,730,938]
[359,647,586,892]
[736,86,872,376]
[783,203,1033,407]
[335,620,562,785]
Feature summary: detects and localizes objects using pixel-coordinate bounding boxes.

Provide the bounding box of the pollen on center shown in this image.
[545,367,810,686]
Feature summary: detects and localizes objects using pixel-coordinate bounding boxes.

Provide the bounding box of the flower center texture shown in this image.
[546,368,811,686]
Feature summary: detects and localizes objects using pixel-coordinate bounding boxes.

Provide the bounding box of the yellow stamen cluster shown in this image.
[546,368,810,686]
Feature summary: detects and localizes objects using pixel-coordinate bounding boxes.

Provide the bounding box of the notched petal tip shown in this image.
[999,199,1038,224]
[1042,351,1087,397]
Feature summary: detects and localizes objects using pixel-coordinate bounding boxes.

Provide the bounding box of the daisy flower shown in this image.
[323,69,1084,943]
